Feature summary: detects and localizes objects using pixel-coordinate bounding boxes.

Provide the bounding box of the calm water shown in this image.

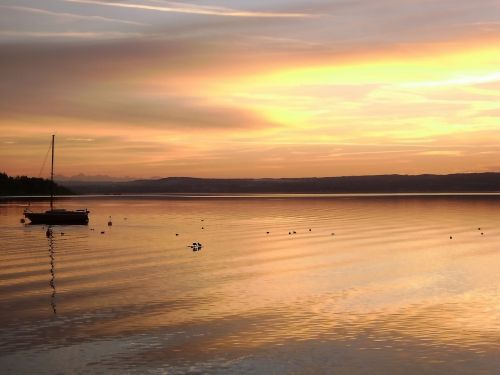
[1,196,500,374]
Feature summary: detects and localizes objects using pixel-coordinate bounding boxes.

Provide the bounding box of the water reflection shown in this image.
[47,228,56,315]
[0,196,500,374]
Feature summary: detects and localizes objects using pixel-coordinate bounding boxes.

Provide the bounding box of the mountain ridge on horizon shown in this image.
[56,172,500,194]
[54,171,500,183]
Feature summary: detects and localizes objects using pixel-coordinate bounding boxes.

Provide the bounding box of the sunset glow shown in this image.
[1,1,500,178]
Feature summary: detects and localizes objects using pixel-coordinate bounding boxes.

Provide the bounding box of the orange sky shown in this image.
[1,0,500,179]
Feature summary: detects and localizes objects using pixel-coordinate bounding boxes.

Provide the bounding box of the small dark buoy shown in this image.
[90,228,95,231]
[450,236,453,239]
[481,232,484,235]
[289,232,291,235]
[331,233,335,236]
[202,227,204,229]
[478,227,481,230]
[266,231,270,234]
[101,231,105,234]
[293,231,296,234]
[176,233,179,236]
[309,228,311,232]
[124,217,127,220]
[60,232,65,236]
[201,219,204,222]
[20,218,25,224]
[108,216,112,226]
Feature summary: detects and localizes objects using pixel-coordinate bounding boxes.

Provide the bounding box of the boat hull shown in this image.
[24,211,89,225]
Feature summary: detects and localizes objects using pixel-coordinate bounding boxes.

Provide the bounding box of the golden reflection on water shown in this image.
[0,196,500,374]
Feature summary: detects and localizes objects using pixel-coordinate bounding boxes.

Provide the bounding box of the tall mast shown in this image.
[50,134,55,210]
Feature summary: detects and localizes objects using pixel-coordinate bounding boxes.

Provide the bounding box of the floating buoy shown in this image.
[108,216,112,226]
[20,218,25,224]
[478,227,481,230]
[450,236,453,239]
[61,232,65,236]
[266,232,270,234]
[309,229,311,232]
[201,227,204,229]
[331,233,335,236]
[101,231,105,234]
[293,231,296,234]
[176,233,179,236]
[289,232,291,235]
[481,232,484,235]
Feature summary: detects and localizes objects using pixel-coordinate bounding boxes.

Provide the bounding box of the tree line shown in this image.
[0,172,73,196]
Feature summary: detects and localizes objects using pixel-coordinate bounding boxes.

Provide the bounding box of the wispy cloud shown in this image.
[0,31,143,39]
[66,138,96,142]
[63,0,312,18]
[418,150,463,156]
[401,72,500,88]
[0,5,145,26]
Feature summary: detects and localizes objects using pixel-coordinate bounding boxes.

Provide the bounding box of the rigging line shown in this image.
[38,140,52,178]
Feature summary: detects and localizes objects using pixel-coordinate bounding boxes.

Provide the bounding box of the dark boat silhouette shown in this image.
[24,135,89,225]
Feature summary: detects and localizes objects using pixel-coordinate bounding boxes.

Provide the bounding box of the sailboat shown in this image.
[24,135,89,225]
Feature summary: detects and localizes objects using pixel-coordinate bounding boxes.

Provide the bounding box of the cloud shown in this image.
[0,82,275,132]
[418,150,463,156]
[400,71,500,88]
[0,31,143,39]
[66,138,96,142]
[63,0,313,18]
[0,5,145,26]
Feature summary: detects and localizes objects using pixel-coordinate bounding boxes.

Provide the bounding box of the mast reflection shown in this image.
[47,227,57,315]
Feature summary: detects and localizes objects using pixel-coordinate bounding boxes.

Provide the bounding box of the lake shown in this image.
[1,195,500,374]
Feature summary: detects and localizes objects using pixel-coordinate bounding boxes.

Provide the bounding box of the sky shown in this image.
[1,0,500,179]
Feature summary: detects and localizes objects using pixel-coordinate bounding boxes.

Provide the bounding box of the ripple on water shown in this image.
[1,196,500,374]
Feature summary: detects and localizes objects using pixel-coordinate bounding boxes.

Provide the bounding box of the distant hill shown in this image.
[54,173,134,182]
[59,173,500,194]
[0,172,74,196]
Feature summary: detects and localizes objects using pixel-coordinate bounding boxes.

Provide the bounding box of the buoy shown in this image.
[61,232,65,236]
[20,218,25,224]
[202,227,204,229]
[478,228,481,230]
[293,231,296,234]
[176,233,179,236]
[481,232,484,235]
[266,232,270,234]
[289,232,291,235]
[450,236,453,239]
[331,233,335,236]
[108,216,112,226]
[101,231,105,234]
[309,229,311,232]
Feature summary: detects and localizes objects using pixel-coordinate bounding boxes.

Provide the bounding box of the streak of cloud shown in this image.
[0,31,144,40]
[63,0,313,18]
[0,5,146,26]
[400,71,500,88]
